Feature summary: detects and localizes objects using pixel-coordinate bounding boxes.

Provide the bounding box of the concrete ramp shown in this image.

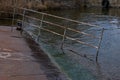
[0,26,48,80]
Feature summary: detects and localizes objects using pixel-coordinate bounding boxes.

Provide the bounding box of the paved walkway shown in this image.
[0,26,48,80]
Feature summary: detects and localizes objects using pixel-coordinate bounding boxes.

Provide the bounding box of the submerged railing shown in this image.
[0,7,104,61]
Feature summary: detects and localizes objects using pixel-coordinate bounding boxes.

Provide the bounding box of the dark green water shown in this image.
[41,8,120,80]
[23,7,120,80]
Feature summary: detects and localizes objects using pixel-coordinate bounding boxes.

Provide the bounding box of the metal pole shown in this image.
[22,9,26,25]
[21,9,26,34]
[96,28,104,62]
[37,14,44,41]
[11,0,17,32]
[61,27,67,54]
[21,0,26,30]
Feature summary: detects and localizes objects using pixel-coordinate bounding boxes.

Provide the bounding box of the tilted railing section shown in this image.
[0,7,104,61]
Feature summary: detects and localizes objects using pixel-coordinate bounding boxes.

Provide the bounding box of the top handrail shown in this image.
[17,7,101,28]
[22,14,100,39]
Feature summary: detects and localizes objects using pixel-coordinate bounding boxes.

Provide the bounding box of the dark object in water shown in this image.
[16,22,22,31]
[16,27,22,31]
[102,0,110,8]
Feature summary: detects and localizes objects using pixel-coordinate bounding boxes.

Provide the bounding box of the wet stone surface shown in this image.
[0,26,69,80]
[0,26,48,80]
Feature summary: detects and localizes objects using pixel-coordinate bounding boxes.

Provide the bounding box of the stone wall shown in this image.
[0,0,120,11]
[88,0,120,7]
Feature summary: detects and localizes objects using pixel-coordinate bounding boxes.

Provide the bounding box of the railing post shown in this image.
[96,28,104,62]
[61,27,67,54]
[11,7,16,32]
[11,0,17,32]
[37,14,44,41]
[21,9,26,34]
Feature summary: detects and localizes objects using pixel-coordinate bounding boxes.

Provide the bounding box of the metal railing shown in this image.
[0,7,104,61]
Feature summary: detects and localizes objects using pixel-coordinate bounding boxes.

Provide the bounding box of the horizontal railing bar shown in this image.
[16,19,22,22]
[20,20,40,29]
[66,36,98,49]
[43,21,100,39]
[67,28,100,39]
[67,49,94,61]
[0,18,13,20]
[17,7,100,28]
[24,15,100,39]
[42,28,98,49]
[17,13,23,16]
[0,18,18,22]
[22,20,98,49]
[0,11,13,14]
